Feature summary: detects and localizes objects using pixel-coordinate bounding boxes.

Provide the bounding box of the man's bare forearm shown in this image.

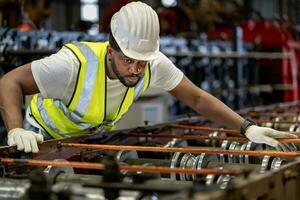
[170,76,244,130]
[0,63,39,132]
[0,75,24,132]
[193,92,244,130]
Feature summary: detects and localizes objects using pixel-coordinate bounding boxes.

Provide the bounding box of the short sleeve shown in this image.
[149,52,183,91]
[31,48,79,103]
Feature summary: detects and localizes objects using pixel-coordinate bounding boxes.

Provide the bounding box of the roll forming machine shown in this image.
[0,101,300,200]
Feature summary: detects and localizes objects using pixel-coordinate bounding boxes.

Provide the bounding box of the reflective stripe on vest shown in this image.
[30,42,150,138]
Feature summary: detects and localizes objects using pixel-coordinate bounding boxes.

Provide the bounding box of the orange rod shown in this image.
[171,124,300,135]
[171,124,241,134]
[126,133,300,143]
[60,143,300,157]
[0,158,242,176]
[248,112,299,118]
[255,119,300,124]
[274,108,300,112]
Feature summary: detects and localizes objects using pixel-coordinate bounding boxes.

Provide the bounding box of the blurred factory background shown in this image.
[0,0,300,128]
[1,1,300,200]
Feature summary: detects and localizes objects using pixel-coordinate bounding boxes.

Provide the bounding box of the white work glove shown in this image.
[7,128,44,153]
[245,125,297,152]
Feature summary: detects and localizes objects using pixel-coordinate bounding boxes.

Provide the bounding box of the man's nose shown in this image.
[128,63,142,74]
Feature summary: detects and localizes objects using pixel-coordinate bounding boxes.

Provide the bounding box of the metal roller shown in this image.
[219,140,230,162]
[179,153,195,181]
[116,150,139,177]
[204,131,227,147]
[217,174,234,189]
[273,116,285,130]
[259,115,273,128]
[205,167,223,186]
[193,153,219,181]
[170,152,184,181]
[0,178,31,199]
[205,174,217,186]
[178,154,189,181]
[270,157,286,171]
[260,156,286,173]
[205,167,234,189]
[115,150,139,163]
[164,138,188,148]
[239,143,247,164]
[164,139,188,158]
[228,141,242,163]
[273,116,300,131]
[43,159,74,177]
[132,162,162,181]
[260,156,272,173]
[196,153,219,170]
[289,124,298,132]
[241,142,265,164]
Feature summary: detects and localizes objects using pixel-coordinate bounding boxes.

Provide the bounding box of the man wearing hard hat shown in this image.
[0,1,296,153]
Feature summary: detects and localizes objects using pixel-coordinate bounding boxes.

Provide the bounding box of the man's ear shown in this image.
[107,46,113,57]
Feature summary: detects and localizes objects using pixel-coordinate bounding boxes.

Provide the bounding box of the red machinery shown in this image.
[208,20,300,102]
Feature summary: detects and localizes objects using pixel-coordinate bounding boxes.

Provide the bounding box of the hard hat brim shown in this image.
[120,46,160,61]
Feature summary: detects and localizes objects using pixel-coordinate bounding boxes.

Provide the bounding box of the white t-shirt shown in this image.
[31,47,183,119]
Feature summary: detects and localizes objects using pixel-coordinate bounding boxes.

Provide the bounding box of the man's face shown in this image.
[109,48,147,87]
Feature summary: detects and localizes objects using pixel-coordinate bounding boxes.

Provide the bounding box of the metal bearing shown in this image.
[289,124,297,132]
[242,142,264,164]
[116,151,139,177]
[273,116,283,130]
[192,153,218,180]
[219,140,230,163]
[205,131,226,147]
[228,141,241,163]
[134,163,161,180]
[196,153,219,170]
[164,139,188,158]
[239,143,247,164]
[164,138,188,148]
[179,153,194,181]
[44,159,74,176]
[270,157,286,171]
[205,166,223,186]
[217,175,234,189]
[205,174,216,186]
[261,116,273,128]
[115,150,138,163]
[170,152,184,181]
[183,154,196,181]
[260,156,273,173]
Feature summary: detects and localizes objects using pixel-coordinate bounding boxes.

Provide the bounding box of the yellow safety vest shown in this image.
[30,41,150,139]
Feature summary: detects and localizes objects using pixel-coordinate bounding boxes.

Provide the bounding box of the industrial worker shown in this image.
[0,1,297,153]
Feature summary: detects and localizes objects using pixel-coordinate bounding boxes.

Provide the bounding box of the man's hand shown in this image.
[245,125,297,152]
[7,128,44,153]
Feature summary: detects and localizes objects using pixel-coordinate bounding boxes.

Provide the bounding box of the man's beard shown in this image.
[111,59,142,87]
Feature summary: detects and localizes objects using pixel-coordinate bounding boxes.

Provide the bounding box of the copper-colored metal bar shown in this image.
[171,124,241,134]
[272,107,300,113]
[0,158,242,176]
[126,133,300,143]
[248,112,299,118]
[171,124,300,135]
[255,119,300,124]
[60,143,300,157]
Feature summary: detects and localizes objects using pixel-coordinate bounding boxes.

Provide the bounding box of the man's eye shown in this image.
[123,58,132,64]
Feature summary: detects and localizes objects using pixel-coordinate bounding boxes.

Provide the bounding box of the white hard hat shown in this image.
[110,1,160,61]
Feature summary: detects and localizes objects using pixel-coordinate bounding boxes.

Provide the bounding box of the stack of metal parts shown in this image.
[0,101,300,200]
